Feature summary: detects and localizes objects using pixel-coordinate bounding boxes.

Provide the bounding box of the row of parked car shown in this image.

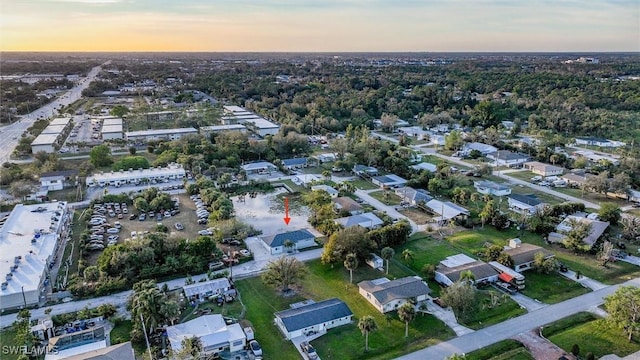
[190,194,210,224]
[87,203,126,250]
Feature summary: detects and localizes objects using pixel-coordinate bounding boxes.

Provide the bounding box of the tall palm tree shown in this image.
[358,315,377,352]
[401,249,414,264]
[344,253,359,284]
[398,303,416,338]
[380,247,395,275]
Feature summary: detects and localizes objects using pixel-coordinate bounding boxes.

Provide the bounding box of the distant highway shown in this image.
[0,62,108,164]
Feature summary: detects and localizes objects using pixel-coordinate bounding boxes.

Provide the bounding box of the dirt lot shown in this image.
[399,207,433,225]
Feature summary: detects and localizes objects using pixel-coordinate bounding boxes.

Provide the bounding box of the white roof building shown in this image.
[31,118,73,153]
[183,278,232,300]
[0,202,70,310]
[167,315,246,356]
[86,163,186,187]
[101,124,124,140]
[125,128,198,142]
[425,199,470,222]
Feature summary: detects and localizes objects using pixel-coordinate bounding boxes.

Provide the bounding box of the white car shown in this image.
[198,229,213,236]
[114,221,122,229]
[239,249,250,257]
[106,227,120,234]
[107,235,119,242]
[131,231,137,239]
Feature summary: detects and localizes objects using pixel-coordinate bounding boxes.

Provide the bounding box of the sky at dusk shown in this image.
[1,0,638,52]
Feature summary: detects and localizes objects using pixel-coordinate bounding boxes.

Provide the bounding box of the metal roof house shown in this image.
[358,276,431,313]
[274,298,353,339]
[435,254,499,287]
[260,229,317,255]
[523,161,564,177]
[474,180,512,197]
[486,150,529,167]
[281,157,308,170]
[183,278,234,301]
[335,212,384,229]
[372,174,408,189]
[166,315,246,356]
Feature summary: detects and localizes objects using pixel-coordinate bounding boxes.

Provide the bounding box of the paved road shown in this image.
[0,63,106,164]
[0,248,323,329]
[397,277,640,360]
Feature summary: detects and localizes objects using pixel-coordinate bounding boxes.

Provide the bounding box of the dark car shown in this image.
[129,213,137,220]
[139,214,146,221]
[197,218,208,225]
[558,263,568,272]
[432,297,447,308]
[617,241,627,250]
[300,341,318,359]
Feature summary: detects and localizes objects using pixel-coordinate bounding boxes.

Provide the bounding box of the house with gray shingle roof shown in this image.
[274,298,353,339]
[334,212,383,229]
[260,229,316,255]
[358,276,431,313]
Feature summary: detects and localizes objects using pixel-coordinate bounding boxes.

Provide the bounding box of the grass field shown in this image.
[235,259,454,360]
[279,179,308,193]
[0,327,21,360]
[461,290,527,330]
[180,298,244,323]
[546,313,640,358]
[110,320,133,345]
[466,339,533,360]
[347,178,378,190]
[448,226,640,285]
[369,190,403,205]
[520,271,591,304]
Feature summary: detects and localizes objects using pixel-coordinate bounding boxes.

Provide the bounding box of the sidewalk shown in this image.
[510,293,548,311]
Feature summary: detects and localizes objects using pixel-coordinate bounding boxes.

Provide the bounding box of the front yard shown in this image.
[398,208,433,225]
[235,259,455,360]
[466,339,534,360]
[520,271,591,304]
[460,290,527,330]
[369,190,403,206]
[346,178,379,190]
[544,312,640,358]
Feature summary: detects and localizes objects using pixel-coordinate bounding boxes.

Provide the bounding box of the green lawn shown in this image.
[460,290,527,330]
[279,179,308,193]
[509,186,564,206]
[236,259,455,360]
[448,226,640,285]
[369,190,403,205]
[506,170,538,182]
[553,187,629,207]
[520,271,591,304]
[180,298,244,323]
[110,320,133,345]
[548,317,640,358]
[0,327,21,360]
[347,178,378,190]
[466,339,533,360]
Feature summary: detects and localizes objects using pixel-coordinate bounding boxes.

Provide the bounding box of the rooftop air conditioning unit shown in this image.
[11,264,18,272]
[1,282,8,290]
[31,238,37,244]
[6,273,13,281]
[14,256,21,263]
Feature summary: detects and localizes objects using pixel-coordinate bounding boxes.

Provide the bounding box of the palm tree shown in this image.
[401,249,414,264]
[160,299,180,326]
[380,247,395,275]
[398,302,416,338]
[284,239,294,253]
[358,315,377,352]
[344,253,359,284]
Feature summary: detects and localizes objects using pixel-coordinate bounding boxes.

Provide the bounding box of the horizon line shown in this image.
[2,50,639,54]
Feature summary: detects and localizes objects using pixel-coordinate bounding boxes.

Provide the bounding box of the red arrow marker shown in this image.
[284,197,291,225]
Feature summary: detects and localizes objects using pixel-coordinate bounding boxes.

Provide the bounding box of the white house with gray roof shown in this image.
[358,276,431,313]
[260,229,316,255]
[474,180,512,197]
[274,298,353,339]
[335,212,383,229]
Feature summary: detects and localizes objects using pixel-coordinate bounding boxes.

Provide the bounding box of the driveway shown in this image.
[513,329,575,360]
[618,255,640,266]
[558,269,608,291]
[510,293,548,311]
[396,277,640,360]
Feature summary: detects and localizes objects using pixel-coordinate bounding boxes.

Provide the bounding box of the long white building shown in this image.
[125,127,198,142]
[0,201,71,311]
[86,163,186,187]
[221,105,279,137]
[31,117,73,153]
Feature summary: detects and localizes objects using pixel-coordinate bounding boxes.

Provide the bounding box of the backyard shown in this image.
[398,208,433,225]
[544,312,640,358]
[235,259,455,360]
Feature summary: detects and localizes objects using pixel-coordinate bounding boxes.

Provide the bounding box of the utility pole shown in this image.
[139,312,154,360]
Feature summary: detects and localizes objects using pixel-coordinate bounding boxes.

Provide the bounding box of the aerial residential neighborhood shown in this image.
[1,4,639,358]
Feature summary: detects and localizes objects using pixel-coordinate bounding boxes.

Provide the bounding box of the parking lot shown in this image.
[84,194,210,262]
